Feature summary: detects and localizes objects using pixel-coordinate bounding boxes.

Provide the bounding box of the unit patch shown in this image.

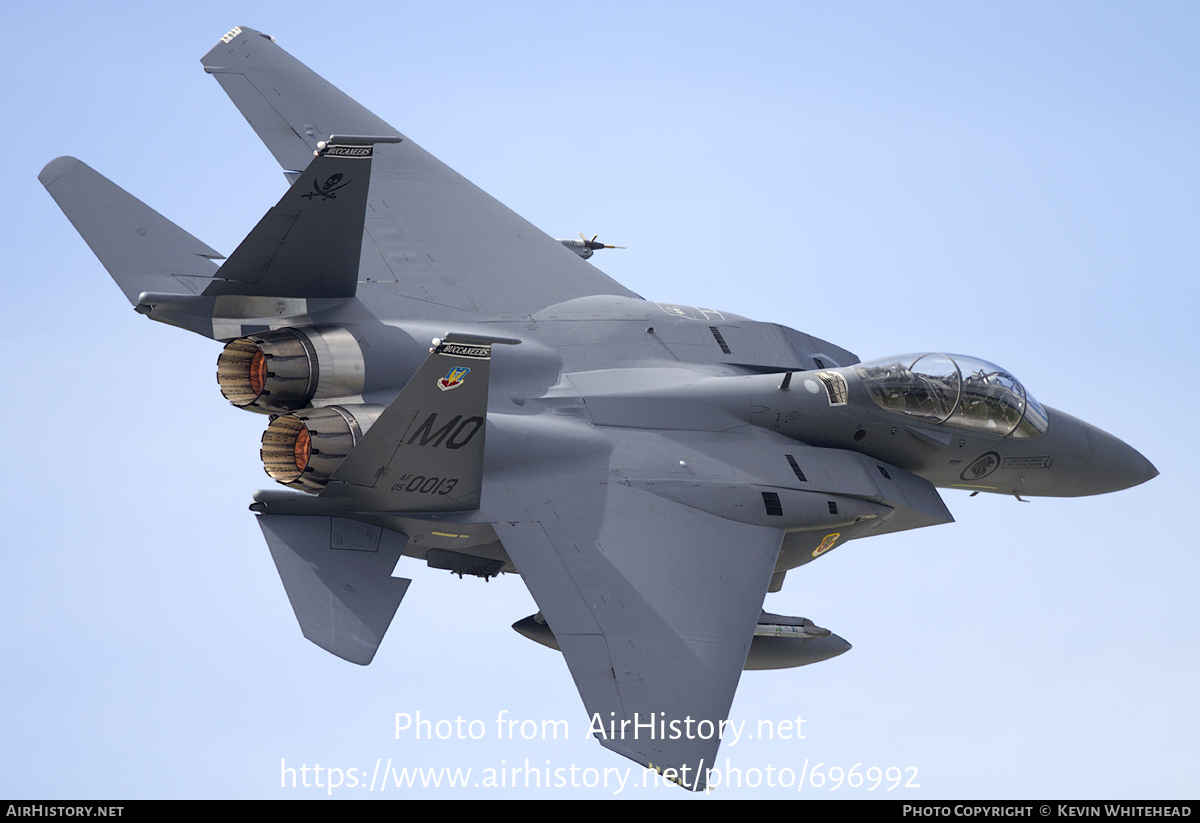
[302,173,351,200]
[812,532,841,558]
[960,451,1000,481]
[437,366,470,391]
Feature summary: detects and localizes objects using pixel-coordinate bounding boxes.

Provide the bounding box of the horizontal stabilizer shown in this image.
[39,157,222,305]
[202,140,382,299]
[258,514,411,665]
[321,339,493,511]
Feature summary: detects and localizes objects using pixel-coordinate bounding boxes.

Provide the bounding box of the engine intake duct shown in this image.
[261,404,384,493]
[217,326,365,415]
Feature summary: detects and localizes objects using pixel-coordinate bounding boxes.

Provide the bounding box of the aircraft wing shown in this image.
[493,480,783,790]
[201,27,639,316]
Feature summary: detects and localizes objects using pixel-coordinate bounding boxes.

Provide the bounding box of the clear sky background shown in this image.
[2,1,1197,799]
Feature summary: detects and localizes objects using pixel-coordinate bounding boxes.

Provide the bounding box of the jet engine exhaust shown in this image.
[217,326,366,414]
[260,404,384,493]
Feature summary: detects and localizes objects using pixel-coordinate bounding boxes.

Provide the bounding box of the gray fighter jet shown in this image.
[39,26,1156,791]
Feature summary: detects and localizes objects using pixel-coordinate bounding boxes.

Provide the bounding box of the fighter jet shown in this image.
[39,26,1157,791]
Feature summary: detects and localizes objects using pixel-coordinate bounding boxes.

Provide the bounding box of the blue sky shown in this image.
[3,1,1197,798]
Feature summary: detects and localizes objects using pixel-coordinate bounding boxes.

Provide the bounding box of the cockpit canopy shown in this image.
[854,353,1049,438]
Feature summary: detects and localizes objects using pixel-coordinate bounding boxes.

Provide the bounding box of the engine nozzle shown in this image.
[260,404,384,493]
[217,327,366,415]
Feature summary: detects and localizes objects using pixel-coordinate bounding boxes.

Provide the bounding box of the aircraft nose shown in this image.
[1082,425,1158,495]
[1039,408,1158,496]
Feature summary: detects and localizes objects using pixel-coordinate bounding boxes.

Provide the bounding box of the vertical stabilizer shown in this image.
[203,138,395,299]
[321,337,497,511]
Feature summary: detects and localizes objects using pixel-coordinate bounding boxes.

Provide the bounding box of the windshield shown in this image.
[854,353,1048,438]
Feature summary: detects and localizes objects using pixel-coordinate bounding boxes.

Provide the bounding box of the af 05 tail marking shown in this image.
[319,340,493,511]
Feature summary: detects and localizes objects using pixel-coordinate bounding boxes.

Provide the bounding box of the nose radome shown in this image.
[1081,423,1159,495]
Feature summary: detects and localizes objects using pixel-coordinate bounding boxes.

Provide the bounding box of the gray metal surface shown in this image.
[259,514,411,665]
[38,157,222,304]
[39,24,1158,791]
[201,26,641,318]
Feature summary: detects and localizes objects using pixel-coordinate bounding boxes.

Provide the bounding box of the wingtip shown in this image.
[38,156,84,187]
[203,26,276,66]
